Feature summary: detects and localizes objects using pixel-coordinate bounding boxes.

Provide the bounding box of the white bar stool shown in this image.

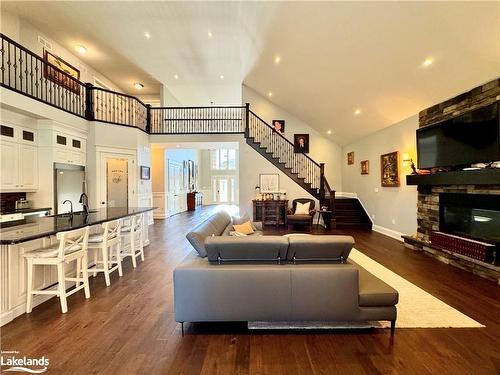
[88,219,122,286]
[24,226,90,314]
[120,213,144,268]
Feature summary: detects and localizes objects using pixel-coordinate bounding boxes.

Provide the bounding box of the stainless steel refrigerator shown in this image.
[54,163,86,214]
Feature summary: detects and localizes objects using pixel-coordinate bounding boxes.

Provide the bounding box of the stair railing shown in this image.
[246,109,323,193]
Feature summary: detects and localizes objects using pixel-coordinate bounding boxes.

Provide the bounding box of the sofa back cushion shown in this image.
[205,236,289,263]
[287,235,354,263]
[186,211,232,257]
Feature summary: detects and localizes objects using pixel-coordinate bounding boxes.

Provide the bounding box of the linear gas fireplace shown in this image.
[439,193,500,245]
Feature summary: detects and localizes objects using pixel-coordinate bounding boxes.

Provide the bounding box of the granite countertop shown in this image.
[0,207,155,245]
[0,207,52,215]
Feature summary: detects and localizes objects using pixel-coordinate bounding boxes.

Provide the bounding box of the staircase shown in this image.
[245,108,335,205]
[333,197,372,229]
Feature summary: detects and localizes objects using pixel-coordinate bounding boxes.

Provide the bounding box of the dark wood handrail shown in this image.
[153,105,246,110]
[92,86,148,107]
[1,33,84,86]
[248,109,321,167]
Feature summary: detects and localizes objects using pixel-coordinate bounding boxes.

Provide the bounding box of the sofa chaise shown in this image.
[176,211,398,334]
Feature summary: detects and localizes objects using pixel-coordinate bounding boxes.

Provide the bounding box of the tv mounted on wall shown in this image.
[416,102,500,169]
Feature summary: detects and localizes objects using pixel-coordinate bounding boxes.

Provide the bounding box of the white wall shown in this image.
[242,85,343,191]
[341,115,419,238]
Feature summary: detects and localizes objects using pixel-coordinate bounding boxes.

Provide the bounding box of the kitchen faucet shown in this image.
[79,193,89,215]
[62,200,73,216]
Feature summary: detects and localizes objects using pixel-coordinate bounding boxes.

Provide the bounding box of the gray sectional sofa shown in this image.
[176,211,398,333]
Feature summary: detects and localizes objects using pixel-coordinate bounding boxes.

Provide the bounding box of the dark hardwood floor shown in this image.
[1,205,499,374]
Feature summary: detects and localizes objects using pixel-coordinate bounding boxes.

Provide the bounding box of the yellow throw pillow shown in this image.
[233,220,255,235]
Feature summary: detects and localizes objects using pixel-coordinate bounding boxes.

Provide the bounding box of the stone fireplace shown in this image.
[404,78,500,283]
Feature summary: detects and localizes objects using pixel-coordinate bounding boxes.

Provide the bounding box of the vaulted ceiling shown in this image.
[2,1,499,145]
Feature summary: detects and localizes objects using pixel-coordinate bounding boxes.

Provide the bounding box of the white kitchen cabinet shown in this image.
[52,131,86,166]
[19,144,38,189]
[0,139,20,190]
[1,124,38,192]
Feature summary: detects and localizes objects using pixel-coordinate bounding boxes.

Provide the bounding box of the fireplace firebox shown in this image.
[439,193,500,245]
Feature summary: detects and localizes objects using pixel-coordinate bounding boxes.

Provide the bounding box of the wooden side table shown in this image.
[253,200,288,227]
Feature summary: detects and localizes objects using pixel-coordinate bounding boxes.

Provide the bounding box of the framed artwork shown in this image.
[259,174,279,193]
[44,50,81,94]
[347,152,354,165]
[140,166,150,180]
[380,151,400,187]
[273,120,285,134]
[294,134,309,153]
[361,160,369,174]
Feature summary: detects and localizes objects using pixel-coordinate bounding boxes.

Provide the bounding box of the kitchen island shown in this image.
[0,207,155,326]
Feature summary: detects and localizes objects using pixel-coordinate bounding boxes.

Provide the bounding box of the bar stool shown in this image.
[24,226,90,314]
[120,213,144,268]
[87,219,122,286]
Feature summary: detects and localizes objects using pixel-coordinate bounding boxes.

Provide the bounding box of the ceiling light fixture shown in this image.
[268,92,273,97]
[327,130,332,135]
[219,74,224,79]
[75,45,87,54]
[174,74,179,80]
[134,82,144,90]
[208,31,213,38]
[274,56,281,64]
[144,32,151,39]
[422,57,434,67]
[354,109,361,115]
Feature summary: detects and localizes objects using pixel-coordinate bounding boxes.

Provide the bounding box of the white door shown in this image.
[212,176,236,204]
[0,140,19,190]
[99,152,136,208]
[19,144,38,189]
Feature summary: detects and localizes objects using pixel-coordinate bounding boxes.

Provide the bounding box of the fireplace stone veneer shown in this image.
[404,78,500,283]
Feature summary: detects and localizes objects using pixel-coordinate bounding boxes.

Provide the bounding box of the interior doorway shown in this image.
[212,176,236,204]
[98,151,136,209]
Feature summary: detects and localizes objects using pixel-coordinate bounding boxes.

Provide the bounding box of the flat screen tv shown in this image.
[417,103,500,169]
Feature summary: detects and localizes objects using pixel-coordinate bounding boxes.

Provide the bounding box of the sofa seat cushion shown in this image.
[357,265,399,307]
[287,235,354,262]
[205,236,289,263]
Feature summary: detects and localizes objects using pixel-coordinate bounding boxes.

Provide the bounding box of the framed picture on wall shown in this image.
[140,166,150,180]
[361,160,369,174]
[347,152,354,165]
[259,174,279,193]
[43,50,81,94]
[294,134,309,153]
[273,120,285,134]
[380,151,400,187]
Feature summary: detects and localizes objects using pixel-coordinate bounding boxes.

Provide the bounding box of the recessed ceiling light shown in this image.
[327,130,332,135]
[219,74,224,79]
[208,31,213,38]
[422,57,434,67]
[75,45,87,54]
[134,82,144,90]
[354,109,361,115]
[144,32,151,39]
[274,56,281,64]
[268,92,273,97]
[174,74,179,80]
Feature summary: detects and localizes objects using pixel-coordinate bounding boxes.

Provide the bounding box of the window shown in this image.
[211,149,236,170]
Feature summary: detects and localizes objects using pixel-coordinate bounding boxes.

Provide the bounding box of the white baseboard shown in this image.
[373,225,405,242]
[336,192,358,198]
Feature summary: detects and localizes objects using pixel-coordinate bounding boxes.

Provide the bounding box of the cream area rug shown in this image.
[249,249,484,330]
[350,249,483,328]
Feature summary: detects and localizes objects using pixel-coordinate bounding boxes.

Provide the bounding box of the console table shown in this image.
[253,200,288,227]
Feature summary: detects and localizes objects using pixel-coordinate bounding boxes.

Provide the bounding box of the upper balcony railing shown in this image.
[0,33,247,134]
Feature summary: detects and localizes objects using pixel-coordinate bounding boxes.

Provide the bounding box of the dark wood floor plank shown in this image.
[1,205,499,374]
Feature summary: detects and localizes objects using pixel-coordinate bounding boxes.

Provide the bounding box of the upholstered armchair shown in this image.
[286,198,316,230]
